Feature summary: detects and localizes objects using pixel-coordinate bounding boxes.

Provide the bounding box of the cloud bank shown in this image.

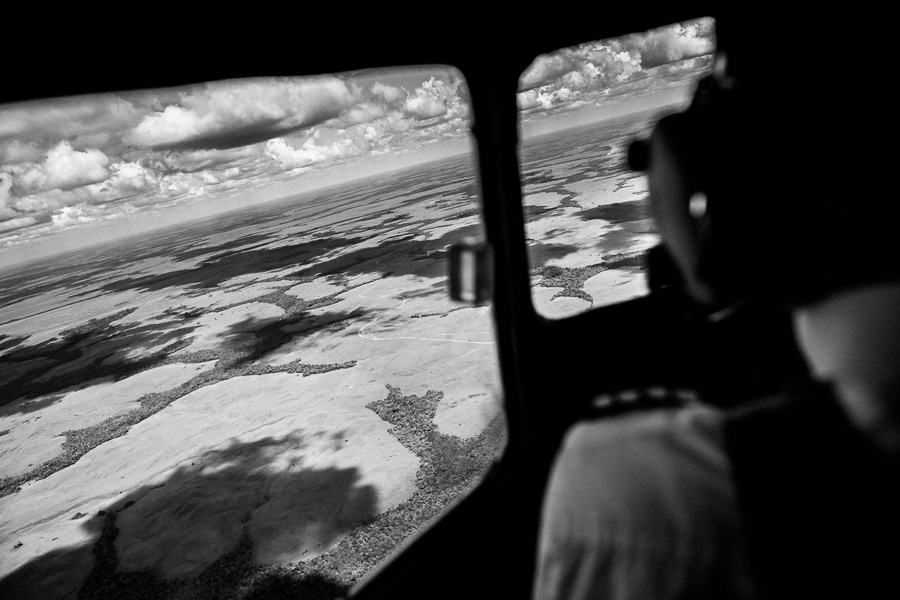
[517,17,714,115]
[124,78,359,150]
[1,17,713,261]
[0,70,472,246]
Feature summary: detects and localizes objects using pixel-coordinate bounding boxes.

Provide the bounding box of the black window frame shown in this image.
[1,8,719,599]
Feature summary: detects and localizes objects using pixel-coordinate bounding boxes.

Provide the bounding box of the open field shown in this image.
[0,110,657,599]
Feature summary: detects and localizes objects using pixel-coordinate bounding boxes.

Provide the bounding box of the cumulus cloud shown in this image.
[530,46,629,88]
[0,173,23,222]
[2,159,158,219]
[49,203,136,228]
[97,161,159,198]
[405,94,447,120]
[264,135,356,168]
[127,105,208,149]
[7,185,94,214]
[518,43,643,113]
[404,79,449,119]
[407,77,468,121]
[361,119,395,143]
[14,142,110,194]
[262,75,471,171]
[327,76,470,130]
[0,172,12,205]
[342,102,388,125]
[0,68,477,257]
[125,77,359,150]
[154,171,214,197]
[1,145,260,226]
[517,17,714,114]
[50,205,97,227]
[517,90,543,111]
[616,19,715,69]
[371,82,405,105]
[577,44,643,83]
[520,54,580,91]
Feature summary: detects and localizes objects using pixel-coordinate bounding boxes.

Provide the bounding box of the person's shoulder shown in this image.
[562,400,725,456]
[545,399,741,541]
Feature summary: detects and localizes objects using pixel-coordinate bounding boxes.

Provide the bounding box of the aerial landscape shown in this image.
[522,114,661,319]
[0,155,507,599]
[0,19,714,599]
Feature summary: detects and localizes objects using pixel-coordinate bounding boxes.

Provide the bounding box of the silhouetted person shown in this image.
[534,16,898,599]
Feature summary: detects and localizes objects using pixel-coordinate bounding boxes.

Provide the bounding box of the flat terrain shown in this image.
[0,112,657,599]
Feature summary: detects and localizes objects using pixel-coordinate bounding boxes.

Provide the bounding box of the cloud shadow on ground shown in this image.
[1,300,367,414]
[526,241,581,271]
[0,433,375,600]
[99,236,367,295]
[576,199,651,224]
[0,391,68,417]
[0,315,199,410]
[289,220,484,282]
[215,307,365,368]
[595,225,656,255]
[169,233,277,262]
[0,334,28,354]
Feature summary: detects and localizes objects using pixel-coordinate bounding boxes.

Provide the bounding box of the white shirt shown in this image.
[533,403,758,600]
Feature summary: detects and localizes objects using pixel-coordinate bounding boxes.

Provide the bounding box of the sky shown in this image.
[0,18,714,269]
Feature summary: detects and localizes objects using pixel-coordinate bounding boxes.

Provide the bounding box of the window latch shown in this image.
[448,237,492,304]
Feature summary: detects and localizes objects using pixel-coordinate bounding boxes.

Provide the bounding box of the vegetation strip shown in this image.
[4,272,500,597]
[0,357,356,498]
[0,273,390,498]
[0,295,362,498]
[532,249,647,303]
[75,385,505,600]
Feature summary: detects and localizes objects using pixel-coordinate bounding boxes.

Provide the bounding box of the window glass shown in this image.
[519,18,716,319]
[0,67,503,597]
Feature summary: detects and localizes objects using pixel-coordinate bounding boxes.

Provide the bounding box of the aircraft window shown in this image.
[0,67,504,597]
[518,18,716,319]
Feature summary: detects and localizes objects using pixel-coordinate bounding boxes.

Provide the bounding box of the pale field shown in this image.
[0,112,657,598]
[0,156,506,599]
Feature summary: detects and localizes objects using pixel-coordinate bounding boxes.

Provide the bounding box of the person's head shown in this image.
[646,59,898,311]
[644,41,899,450]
